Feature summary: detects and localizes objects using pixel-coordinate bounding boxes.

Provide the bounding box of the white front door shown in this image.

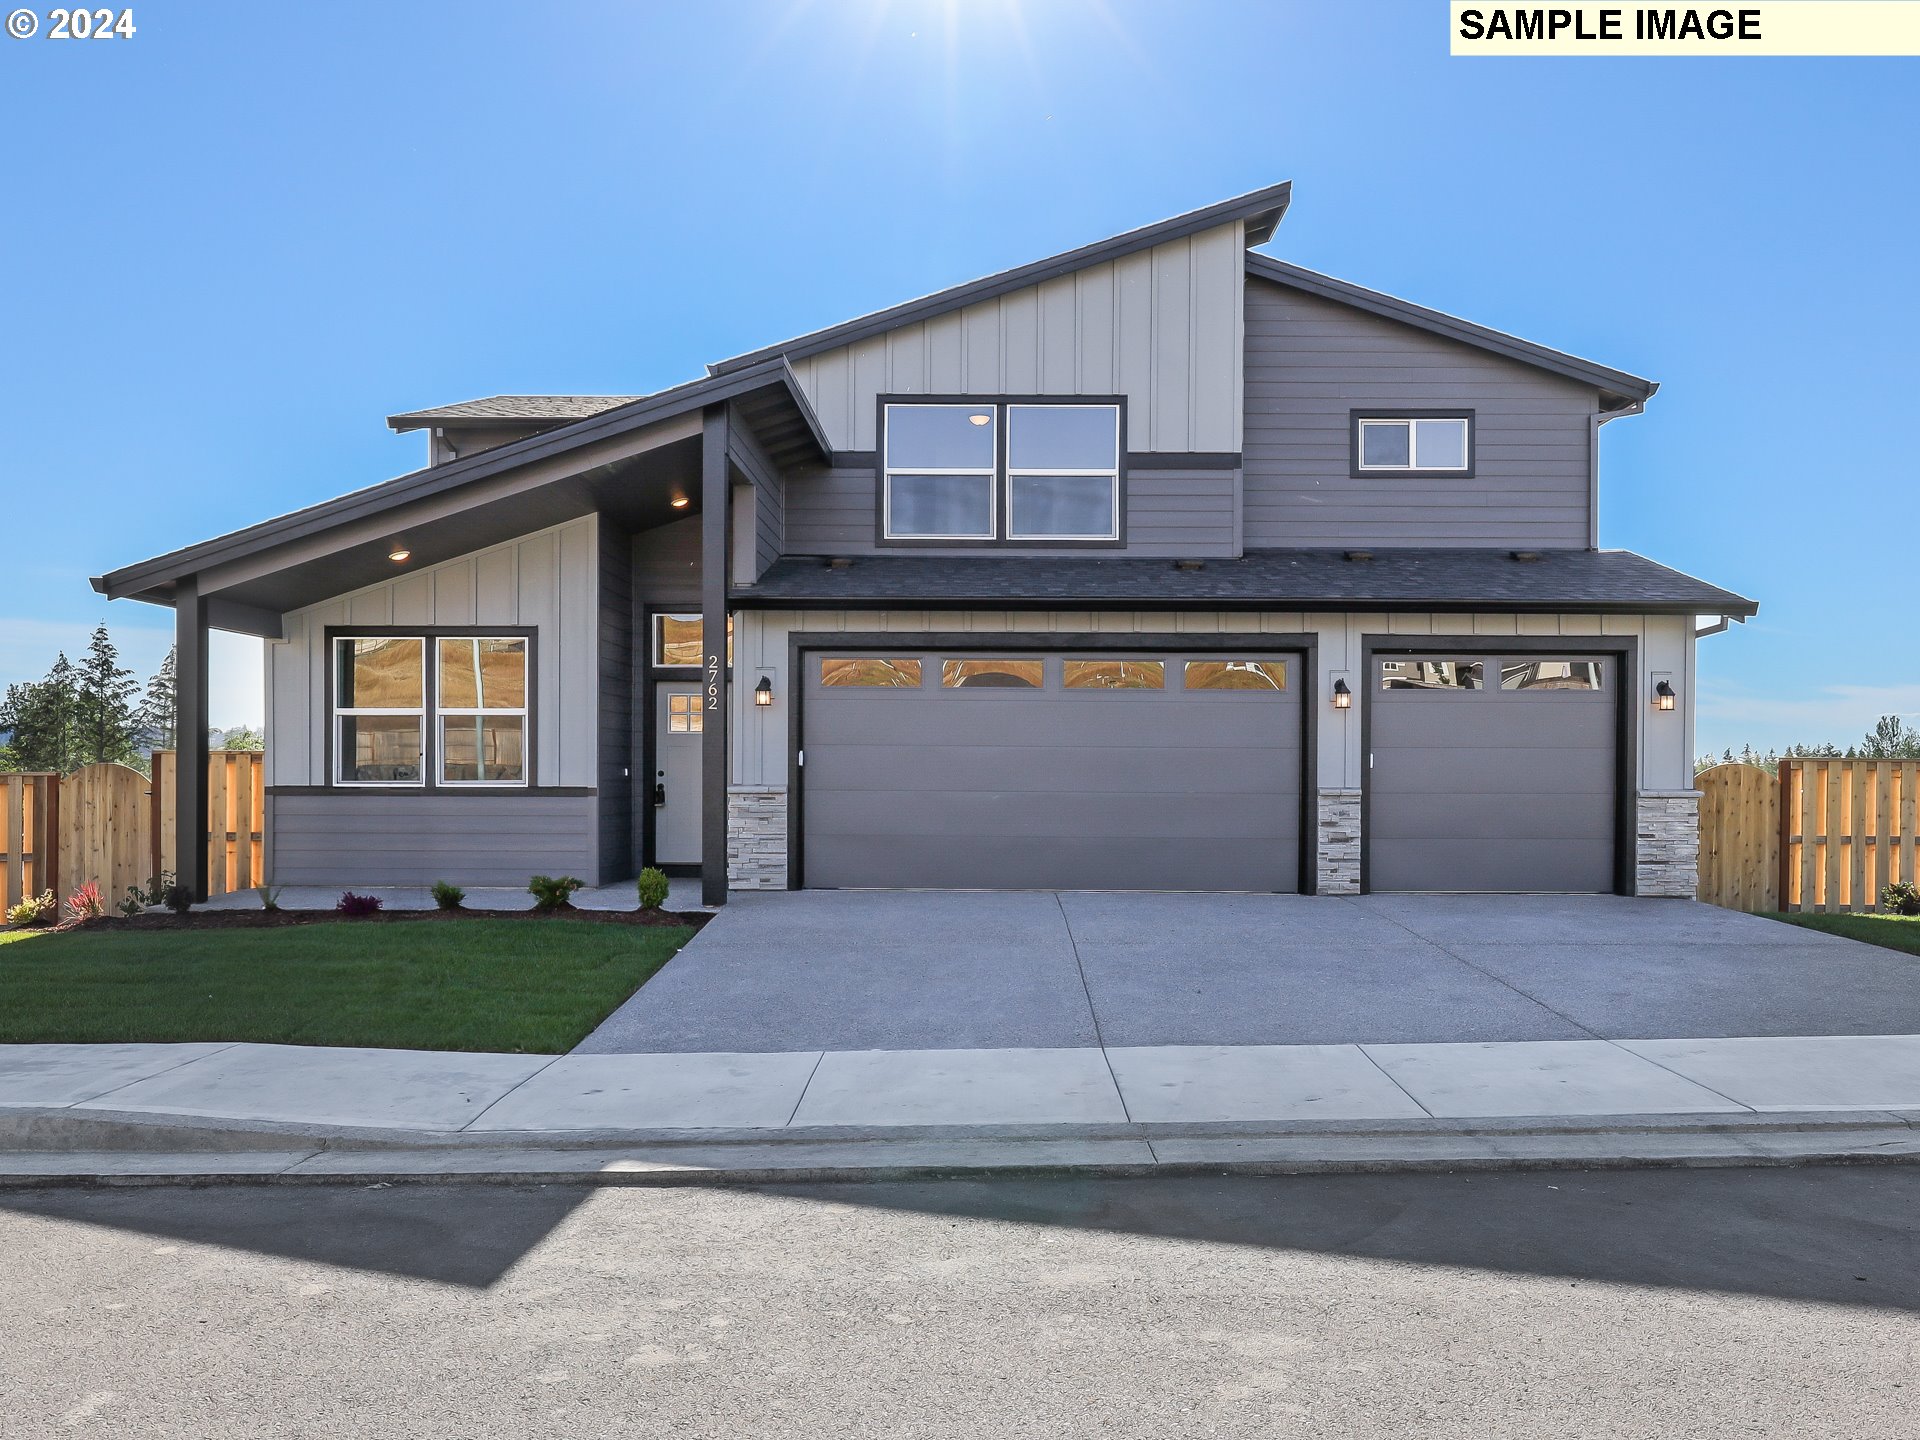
[654,683,703,866]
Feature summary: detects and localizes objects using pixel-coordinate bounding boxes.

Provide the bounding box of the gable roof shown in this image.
[94,357,828,613]
[1245,253,1657,411]
[388,395,644,432]
[708,182,1293,376]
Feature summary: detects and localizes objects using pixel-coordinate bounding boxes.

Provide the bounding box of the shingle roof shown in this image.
[387,395,646,431]
[735,548,1756,616]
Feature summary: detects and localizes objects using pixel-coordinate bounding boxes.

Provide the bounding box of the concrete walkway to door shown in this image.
[574,890,1920,1054]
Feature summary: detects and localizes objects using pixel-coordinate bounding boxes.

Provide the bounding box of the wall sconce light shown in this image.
[1332,678,1352,710]
[387,543,411,563]
[753,676,774,707]
[1654,679,1676,712]
[670,494,690,509]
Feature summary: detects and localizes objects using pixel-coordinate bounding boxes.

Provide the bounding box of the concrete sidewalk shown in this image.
[5,1034,1920,1184]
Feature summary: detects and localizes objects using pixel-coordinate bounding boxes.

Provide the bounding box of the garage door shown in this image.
[1368,654,1618,893]
[800,651,1303,891]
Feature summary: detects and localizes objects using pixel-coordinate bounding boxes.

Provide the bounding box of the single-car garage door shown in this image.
[1369,654,1619,893]
[800,651,1303,891]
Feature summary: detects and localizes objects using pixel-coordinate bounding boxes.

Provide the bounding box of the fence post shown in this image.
[1776,760,1795,913]
[43,770,60,903]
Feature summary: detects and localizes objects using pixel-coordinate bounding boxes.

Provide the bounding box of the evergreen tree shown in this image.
[138,646,178,751]
[73,624,139,766]
[1860,714,1920,760]
[0,654,81,772]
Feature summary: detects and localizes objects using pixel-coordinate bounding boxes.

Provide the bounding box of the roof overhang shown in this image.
[94,358,828,628]
[708,182,1293,376]
[1245,254,1658,412]
[733,548,1756,617]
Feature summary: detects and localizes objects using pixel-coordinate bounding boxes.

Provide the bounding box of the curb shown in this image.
[4,1111,1920,1187]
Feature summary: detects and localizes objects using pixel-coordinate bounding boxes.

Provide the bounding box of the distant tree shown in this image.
[1860,715,1920,760]
[213,725,264,752]
[138,646,178,752]
[73,624,140,767]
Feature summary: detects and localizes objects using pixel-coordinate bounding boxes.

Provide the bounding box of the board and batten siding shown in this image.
[779,462,1239,559]
[265,516,602,790]
[733,608,1693,796]
[791,222,1246,454]
[1242,277,1600,548]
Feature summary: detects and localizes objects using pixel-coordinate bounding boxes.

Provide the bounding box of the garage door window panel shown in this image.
[1380,659,1483,691]
[941,659,1044,689]
[1183,660,1287,692]
[1501,659,1606,691]
[819,658,925,688]
[1064,659,1165,690]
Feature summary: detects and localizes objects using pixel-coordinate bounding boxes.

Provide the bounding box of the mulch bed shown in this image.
[8,906,710,935]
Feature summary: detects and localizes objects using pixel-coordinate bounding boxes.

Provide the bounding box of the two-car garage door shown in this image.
[800,651,1304,892]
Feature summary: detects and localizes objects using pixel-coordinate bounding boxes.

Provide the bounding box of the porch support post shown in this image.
[174,575,211,903]
[700,405,731,907]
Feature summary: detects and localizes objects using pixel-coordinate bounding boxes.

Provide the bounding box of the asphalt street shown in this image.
[3,1166,1915,1437]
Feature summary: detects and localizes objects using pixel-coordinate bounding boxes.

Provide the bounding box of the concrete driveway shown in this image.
[575,891,1920,1054]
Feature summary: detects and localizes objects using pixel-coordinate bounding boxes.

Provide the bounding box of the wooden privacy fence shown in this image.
[1,751,265,912]
[1697,759,1920,914]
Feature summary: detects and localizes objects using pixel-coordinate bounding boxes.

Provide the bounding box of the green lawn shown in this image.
[0,919,694,1052]
[1767,912,1920,958]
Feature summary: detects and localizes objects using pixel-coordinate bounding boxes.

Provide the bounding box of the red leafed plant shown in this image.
[64,880,107,923]
[337,891,385,918]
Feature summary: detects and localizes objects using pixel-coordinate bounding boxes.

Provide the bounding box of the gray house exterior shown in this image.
[95,183,1754,906]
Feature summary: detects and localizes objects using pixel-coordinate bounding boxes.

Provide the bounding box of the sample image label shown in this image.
[1451,2,1920,53]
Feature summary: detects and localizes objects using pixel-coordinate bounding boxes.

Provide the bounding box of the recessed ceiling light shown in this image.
[670,495,690,508]
[388,544,411,563]
[968,413,991,426]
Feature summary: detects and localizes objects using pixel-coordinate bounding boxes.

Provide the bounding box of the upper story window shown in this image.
[882,399,1122,544]
[1352,412,1473,476]
[333,632,529,787]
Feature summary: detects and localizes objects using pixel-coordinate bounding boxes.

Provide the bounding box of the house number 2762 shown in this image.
[705,654,720,710]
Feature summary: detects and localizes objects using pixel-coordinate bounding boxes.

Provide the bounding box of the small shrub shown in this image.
[64,881,107,923]
[431,880,466,911]
[637,867,670,912]
[160,882,194,915]
[6,890,58,928]
[256,885,284,913]
[120,871,175,918]
[528,874,584,912]
[337,891,384,918]
[1883,880,1920,917]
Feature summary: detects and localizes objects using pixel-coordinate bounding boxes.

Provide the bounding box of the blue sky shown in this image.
[1,1,1913,751]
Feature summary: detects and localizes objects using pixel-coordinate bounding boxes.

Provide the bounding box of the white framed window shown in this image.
[333,637,426,786]
[437,637,528,786]
[882,403,997,540]
[1006,404,1120,541]
[331,633,531,787]
[1355,415,1472,473]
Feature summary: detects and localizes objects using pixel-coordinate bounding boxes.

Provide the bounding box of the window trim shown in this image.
[875,395,1128,549]
[1349,409,1476,479]
[880,401,999,542]
[323,626,537,793]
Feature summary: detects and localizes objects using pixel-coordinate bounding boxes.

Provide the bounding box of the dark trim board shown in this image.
[267,785,593,798]
[832,448,1239,473]
[784,630,1319,896]
[320,624,540,794]
[871,395,1131,551]
[1357,634,1641,897]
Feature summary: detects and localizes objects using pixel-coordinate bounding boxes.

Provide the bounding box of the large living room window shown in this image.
[882,399,1122,543]
[333,633,530,787]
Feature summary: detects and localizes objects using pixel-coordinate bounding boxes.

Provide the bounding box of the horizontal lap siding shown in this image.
[267,794,597,887]
[781,465,1238,557]
[1243,278,1598,548]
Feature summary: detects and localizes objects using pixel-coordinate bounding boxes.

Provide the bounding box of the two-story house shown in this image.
[95,183,1755,906]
